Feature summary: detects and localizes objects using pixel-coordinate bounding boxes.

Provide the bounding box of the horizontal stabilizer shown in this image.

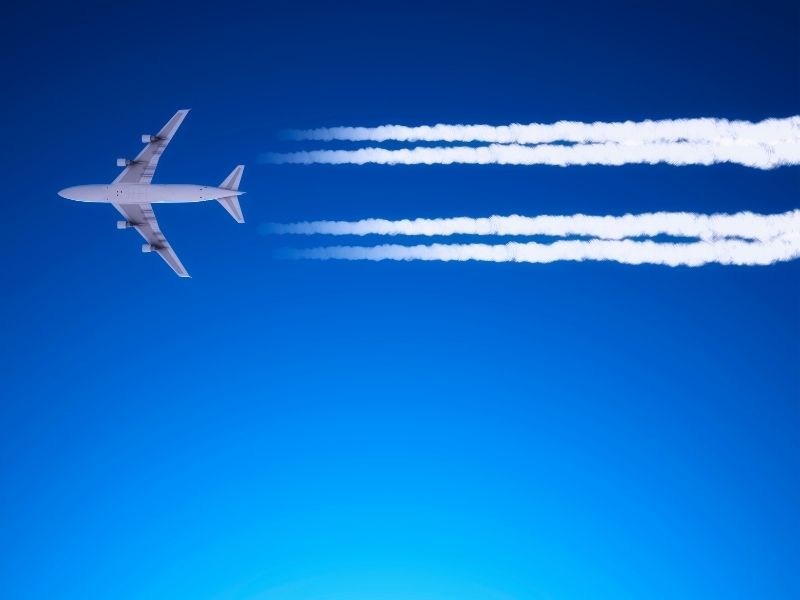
[218,196,244,223]
[218,165,245,222]
[221,165,244,191]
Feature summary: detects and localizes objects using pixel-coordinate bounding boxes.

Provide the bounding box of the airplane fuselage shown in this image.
[58,183,243,204]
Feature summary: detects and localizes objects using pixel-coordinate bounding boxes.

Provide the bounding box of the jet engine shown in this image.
[116,158,132,167]
[141,244,153,253]
[141,134,158,143]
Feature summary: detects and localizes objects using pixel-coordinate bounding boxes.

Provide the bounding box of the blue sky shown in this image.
[2,1,799,598]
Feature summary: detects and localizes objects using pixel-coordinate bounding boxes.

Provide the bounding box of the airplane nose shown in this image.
[58,187,77,200]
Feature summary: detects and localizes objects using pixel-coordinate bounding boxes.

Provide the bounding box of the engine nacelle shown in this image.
[117,220,132,230]
[141,243,154,253]
[116,158,132,167]
[141,134,158,143]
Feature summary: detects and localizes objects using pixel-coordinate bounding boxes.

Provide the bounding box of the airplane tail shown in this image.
[218,165,245,223]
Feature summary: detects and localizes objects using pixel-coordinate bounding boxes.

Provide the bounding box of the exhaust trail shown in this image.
[265,210,800,242]
[289,116,800,145]
[265,140,800,169]
[282,236,800,267]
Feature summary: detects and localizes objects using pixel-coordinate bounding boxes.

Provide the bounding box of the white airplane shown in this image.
[58,109,245,277]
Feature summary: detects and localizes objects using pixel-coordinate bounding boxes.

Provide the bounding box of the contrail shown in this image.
[282,236,800,267]
[265,140,800,169]
[265,210,800,242]
[290,117,800,145]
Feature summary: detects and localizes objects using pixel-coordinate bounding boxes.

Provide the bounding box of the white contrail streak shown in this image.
[266,141,800,169]
[266,210,800,242]
[290,117,800,145]
[283,236,800,267]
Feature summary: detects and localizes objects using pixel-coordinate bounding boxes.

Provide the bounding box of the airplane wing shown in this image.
[114,203,190,277]
[114,109,190,184]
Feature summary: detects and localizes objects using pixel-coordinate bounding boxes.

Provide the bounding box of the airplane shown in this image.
[58,109,245,278]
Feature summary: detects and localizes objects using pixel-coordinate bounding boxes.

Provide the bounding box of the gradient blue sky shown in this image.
[2,1,799,598]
